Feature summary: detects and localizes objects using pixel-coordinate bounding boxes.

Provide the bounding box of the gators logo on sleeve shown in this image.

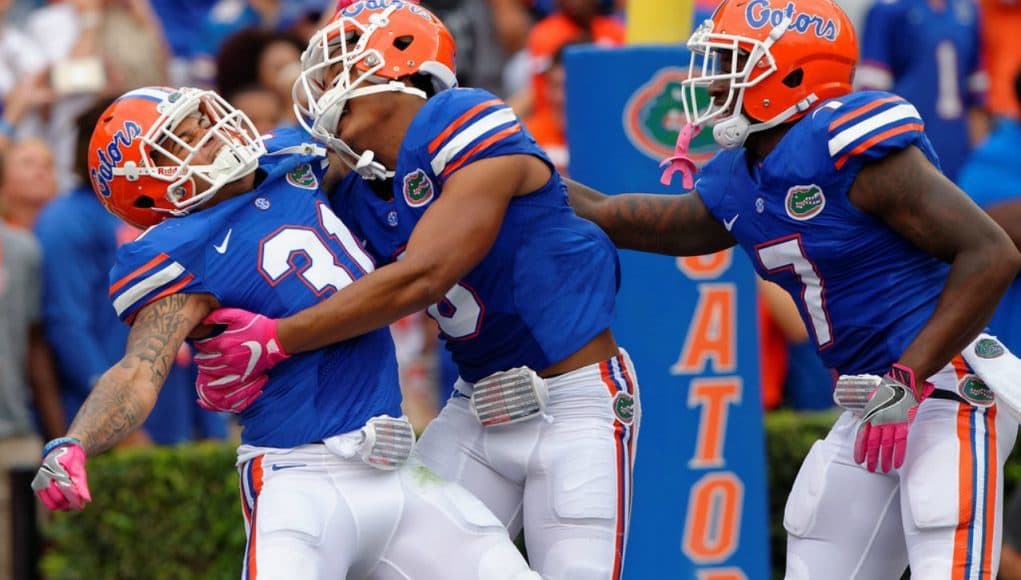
[403,168,435,207]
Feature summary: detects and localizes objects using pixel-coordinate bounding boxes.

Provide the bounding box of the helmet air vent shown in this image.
[782,68,804,88]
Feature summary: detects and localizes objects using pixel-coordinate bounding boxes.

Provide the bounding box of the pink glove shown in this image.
[196,374,269,413]
[853,364,935,473]
[192,308,291,413]
[32,438,91,511]
[659,123,701,190]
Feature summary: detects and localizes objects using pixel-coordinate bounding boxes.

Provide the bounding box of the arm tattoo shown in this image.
[599,193,736,256]
[123,294,192,386]
[69,294,205,455]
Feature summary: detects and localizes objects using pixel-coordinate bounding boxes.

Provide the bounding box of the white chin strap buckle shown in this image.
[712,115,751,149]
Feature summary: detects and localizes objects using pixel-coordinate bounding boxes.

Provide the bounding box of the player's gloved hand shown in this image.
[196,374,269,413]
[32,437,90,511]
[659,123,701,190]
[192,308,290,413]
[853,364,934,473]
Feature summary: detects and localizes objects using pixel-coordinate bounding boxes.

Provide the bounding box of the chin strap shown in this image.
[712,93,819,149]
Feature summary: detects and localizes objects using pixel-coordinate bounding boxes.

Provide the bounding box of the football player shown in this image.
[856,0,985,182]
[566,0,1021,577]
[190,3,640,578]
[31,86,538,580]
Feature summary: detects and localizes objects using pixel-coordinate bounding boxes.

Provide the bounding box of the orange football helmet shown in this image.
[681,0,858,149]
[88,87,266,229]
[294,0,457,179]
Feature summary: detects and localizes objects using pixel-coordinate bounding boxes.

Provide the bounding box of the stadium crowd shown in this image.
[2,0,1021,577]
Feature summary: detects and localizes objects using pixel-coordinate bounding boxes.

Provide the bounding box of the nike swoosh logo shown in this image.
[723,214,739,231]
[241,340,262,381]
[861,387,906,423]
[270,463,305,472]
[214,229,233,254]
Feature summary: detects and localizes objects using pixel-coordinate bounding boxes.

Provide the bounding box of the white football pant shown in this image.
[784,358,1019,579]
[237,438,538,579]
[415,350,641,580]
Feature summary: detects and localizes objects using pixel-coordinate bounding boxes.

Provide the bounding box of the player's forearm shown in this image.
[65,294,208,454]
[898,243,1021,379]
[279,260,440,354]
[66,362,158,455]
[984,201,1021,252]
[569,189,736,256]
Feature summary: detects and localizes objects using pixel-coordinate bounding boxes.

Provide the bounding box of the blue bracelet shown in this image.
[0,117,14,139]
[42,437,82,458]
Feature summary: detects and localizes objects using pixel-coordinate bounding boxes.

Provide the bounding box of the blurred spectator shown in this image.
[758,284,788,411]
[524,40,575,173]
[147,0,219,85]
[33,99,227,445]
[13,0,169,191]
[958,68,1021,351]
[0,73,57,154]
[856,0,987,182]
[100,0,171,91]
[215,28,303,129]
[391,313,439,432]
[521,0,624,119]
[0,218,64,579]
[231,84,284,134]
[426,0,506,94]
[200,0,321,58]
[0,0,47,98]
[834,0,875,36]
[978,0,1021,119]
[528,0,615,18]
[957,70,1021,580]
[0,139,58,229]
[759,279,835,411]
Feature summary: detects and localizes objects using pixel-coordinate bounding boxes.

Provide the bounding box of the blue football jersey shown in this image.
[857,0,984,181]
[331,88,620,382]
[108,129,402,448]
[697,91,949,375]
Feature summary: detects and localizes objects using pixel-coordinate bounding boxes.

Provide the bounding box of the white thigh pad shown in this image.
[551,436,616,521]
[256,488,334,544]
[783,439,841,537]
